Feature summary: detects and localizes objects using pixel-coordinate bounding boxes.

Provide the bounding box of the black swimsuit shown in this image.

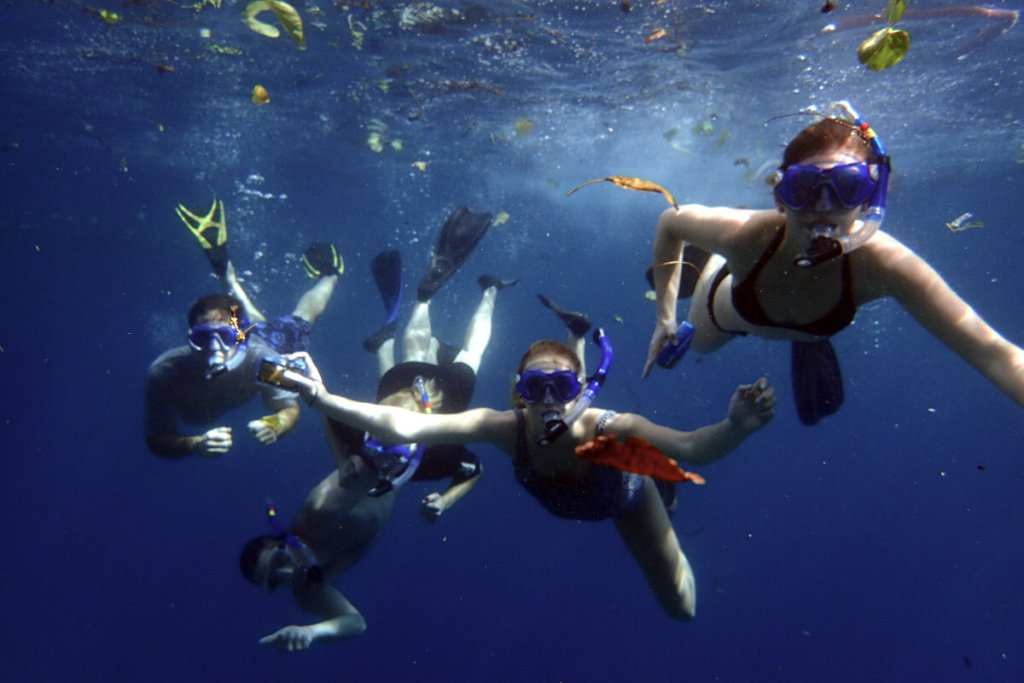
[708,228,857,337]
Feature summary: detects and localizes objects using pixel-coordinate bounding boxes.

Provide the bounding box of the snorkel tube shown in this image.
[794,101,891,268]
[365,376,431,496]
[265,500,323,583]
[538,328,613,447]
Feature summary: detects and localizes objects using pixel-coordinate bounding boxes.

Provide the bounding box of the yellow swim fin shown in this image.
[176,199,229,277]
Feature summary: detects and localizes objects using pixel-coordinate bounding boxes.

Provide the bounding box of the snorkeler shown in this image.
[143,199,343,458]
[644,101,1024,424]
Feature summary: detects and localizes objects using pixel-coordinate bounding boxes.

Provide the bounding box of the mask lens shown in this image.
[779,166,822,208]
[830,163,875,206]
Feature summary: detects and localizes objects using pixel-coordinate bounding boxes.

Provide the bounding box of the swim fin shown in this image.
[417,206,493,302]
[363,250,403,354]
[537,294,592,338]
[302,242,344,279]
[371,250,403,325]
[791,339,844,426]
[644,244,711,299]
[176,199,229,278]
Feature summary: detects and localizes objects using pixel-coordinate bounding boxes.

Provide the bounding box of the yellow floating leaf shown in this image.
[412,161,429,172]
[267,0,306,49]
[514,117,533,137]
[567,176,678,209]
[251,84,270,105]
[242,1,280,39]
[493,211,510,226]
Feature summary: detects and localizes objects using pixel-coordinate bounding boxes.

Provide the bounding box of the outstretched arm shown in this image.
[609,377,775,467]
[283,353,513,448]
[258,583,366,653]
[866,234,1024,407]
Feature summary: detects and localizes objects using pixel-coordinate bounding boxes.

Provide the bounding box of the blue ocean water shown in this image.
[2,1,1023,680]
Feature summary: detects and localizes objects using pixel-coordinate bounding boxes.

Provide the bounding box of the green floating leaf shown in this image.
[885,0,908,26]
[857,27,911,71]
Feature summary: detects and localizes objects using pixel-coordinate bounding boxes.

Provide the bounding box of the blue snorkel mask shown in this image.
[362,376,431,496]
[786,101,891,268]
[536,328,613,447]
[265,500,323,585]
[190,306,255,380]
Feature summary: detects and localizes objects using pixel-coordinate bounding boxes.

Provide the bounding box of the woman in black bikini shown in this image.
[644,102,1024,424]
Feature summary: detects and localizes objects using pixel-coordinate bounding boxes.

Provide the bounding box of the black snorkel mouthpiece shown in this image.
[794,235,843,268]
[537,328,613,447]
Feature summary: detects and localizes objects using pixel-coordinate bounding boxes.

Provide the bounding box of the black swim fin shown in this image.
[537,294,592,338]
[417,206,493,302]
[371,250,403,325]
[644,244,711,299]
[791,339,844,426]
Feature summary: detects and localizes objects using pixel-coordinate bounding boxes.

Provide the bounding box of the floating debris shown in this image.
[493,211,510,226]
[242,0,306,49]
[514,117,533,137]
[251,84,270,105]
[946,212,985,233]
[645,28,668,43]
[568,176,678,209]
[412,161,429,173]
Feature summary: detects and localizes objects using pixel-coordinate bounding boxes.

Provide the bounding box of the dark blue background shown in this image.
[2,1,1022,680]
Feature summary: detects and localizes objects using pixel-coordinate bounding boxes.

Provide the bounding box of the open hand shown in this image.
[247,419,279,445]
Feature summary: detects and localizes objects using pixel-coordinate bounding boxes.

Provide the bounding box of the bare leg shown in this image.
[292,274,338,324]
[453,286,497,373]
[375,338,396,379]
[613,477,696,621]
[223,262,266,323]
[402,301,438,364]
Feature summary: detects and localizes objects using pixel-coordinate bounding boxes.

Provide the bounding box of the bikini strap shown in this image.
[514,409,529,461]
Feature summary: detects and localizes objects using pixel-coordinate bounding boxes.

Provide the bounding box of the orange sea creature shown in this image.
[567,175,678,209]
[575,435,706,484]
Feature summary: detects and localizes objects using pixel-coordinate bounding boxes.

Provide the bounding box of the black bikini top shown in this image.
[731,227,856,337]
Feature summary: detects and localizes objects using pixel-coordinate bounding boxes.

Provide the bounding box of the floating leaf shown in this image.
[266,0,306,50]
[567,175,678,209]
[576,435,706,484]
[885,0,908,25]
[857,27,911,71]
[514,116,533,137]
[251,84,270,105]
[242,1,280,38]
[493,211,510,226]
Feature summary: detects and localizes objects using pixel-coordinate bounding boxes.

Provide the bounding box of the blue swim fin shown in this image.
[371,250,403,325]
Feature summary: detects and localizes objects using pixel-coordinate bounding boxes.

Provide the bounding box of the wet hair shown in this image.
[511,339,583,408]
[380,378,444,413]
[239,535,280,584]
[188,293,243,328]
[781,117,876,169]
